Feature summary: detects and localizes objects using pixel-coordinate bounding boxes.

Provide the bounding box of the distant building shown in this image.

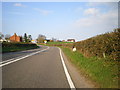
[31,40,37,43]
[10,33,21,42]
[0,39,10,42]
[62,40,66,42]
[56,40,62,42]
[44,40,47,44]
[0,39,4,42]
[67,39,75,42]
[0,39,5,42]
[46,39,51,42]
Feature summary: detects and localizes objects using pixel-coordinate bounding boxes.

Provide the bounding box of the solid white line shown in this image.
[0,55,28,64]
[0,58,15,64]
[59,48,76,90]
[0,46,49,67]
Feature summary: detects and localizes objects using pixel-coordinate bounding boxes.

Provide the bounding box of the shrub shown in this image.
[2,42,38,53]
[74,28,120,60]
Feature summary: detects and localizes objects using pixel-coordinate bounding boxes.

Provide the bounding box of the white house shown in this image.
[0,39,10,42]
[67,39,75,42]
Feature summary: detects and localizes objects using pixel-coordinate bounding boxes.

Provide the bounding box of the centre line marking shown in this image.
[0,46,49,67]
[59,48,76,90]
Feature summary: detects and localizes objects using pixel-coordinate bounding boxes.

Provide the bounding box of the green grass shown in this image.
[47,42,73,45]
[61,47,118,88]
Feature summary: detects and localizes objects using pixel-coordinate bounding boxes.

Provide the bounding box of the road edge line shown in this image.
[58,48,76,90]
[0,46,49,67]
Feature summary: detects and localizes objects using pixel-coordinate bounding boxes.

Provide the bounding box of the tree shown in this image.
[37,34,46,43]
[20,36,23,42]
[5,34,11,40]
[24,33,28,42]
[0,32,4,39]
[28,35,32,42]
[52,37,57,42]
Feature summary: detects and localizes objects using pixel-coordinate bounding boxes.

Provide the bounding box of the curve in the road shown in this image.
[2,46,76,89]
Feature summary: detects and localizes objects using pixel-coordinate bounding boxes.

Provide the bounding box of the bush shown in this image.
[2,42,37,47]
[52,28,119,61]
[74,28,120,60]
[2,42,38,53]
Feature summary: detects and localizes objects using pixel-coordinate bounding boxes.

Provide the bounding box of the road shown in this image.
[1,45,95,89]
[2,45,46,61]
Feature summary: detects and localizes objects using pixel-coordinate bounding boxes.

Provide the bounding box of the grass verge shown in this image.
[61,47,118,88]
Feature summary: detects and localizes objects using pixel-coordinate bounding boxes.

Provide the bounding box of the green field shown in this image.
[38,42,74,47]
[61,47,118,88]
[47,42,73,45]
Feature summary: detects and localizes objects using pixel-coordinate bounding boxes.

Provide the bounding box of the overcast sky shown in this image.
[2,2,118,41]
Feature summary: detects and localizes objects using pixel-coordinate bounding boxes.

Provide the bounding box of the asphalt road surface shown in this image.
[2,45,95,89]
[2,45,46,61]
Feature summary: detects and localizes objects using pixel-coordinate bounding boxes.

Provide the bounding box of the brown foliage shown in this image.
[48,29,119,60]
[75,28,120,60]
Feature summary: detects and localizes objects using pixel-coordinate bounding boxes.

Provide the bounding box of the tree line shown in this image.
[0,33,32,43]
[0,32,57,43]
[36,34,57,43]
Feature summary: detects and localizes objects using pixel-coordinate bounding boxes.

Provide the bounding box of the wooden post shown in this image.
[103,52,106,58]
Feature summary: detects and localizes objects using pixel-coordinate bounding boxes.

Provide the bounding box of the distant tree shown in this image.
[20,36,23,42]
[28,35,32,42]
[5,34,11,40]
[0,32,4,39]
[52,37,57,42]
[37,34,46,43]
[24,33,28,42]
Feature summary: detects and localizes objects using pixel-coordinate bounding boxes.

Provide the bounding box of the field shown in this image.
[47,41,73,45]
[38,41,74,47]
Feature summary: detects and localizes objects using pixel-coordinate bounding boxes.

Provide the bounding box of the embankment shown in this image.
[46,28,119,88]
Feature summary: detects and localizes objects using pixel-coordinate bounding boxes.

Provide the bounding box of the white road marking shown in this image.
[59,48,76,90]
[0,58,15,64]
[0,46,49,67]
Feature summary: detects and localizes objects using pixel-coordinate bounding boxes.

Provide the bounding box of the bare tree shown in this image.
[5,34,11,40]
[52,37,57,42]
[0,32,4,39]
[28,35,32,42]
[37,34,46,43]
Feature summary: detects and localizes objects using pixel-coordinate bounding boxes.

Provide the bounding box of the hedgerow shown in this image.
[74,28,120,60]
[49,28,119,60]
[2,42,38,53]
